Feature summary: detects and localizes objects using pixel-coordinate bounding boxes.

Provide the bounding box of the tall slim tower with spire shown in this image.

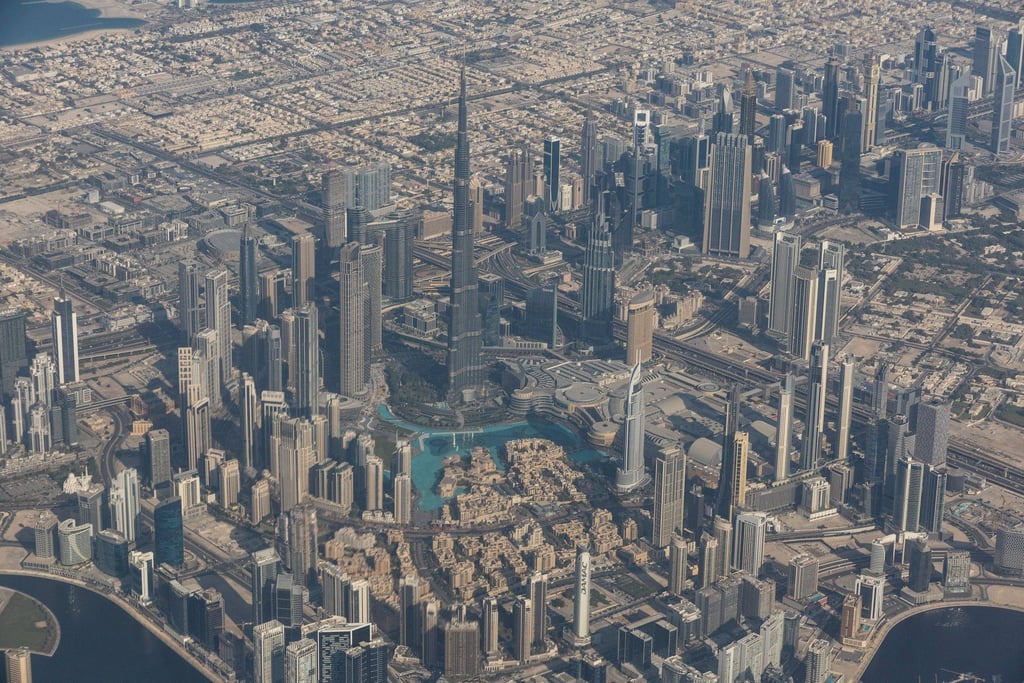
[739,67,757,142]
[581,192,616,343]
[580,111,598,205]
[447,67,485,399]
[715,386,744,521]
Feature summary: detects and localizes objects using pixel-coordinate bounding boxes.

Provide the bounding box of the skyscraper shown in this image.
[973,26,1001,96]
[580,112,598,203]
[668,534,687,595]
[528,572,548,651]
[817,241,844,343]
[513,596,533,664]
[805,639,832,683]
[292,232,316,308]
[893,456,925,532]
[702,133,752,259]
[382,216,414,302]
[542,135,561,213]
[920,465,947,533]
[915,398,950,467]
[838,109,861,214]
[946,74,972,150]
[51,287,79,385]
[716,387,745,522]
[991,56,1016,155]
[292,304,319,419]
[836,360,854,462]
[616,364,648,493]
[573,544,592,645]
[202,269,230,379]
[178,259,203,342]
[801,342,829,471]
[251,548,281,624]
[894,145,943,229]
[253,620,286,683]
[391,471,412,524]
[154,496,184,568]
[652,448,687,548]
[323,168,347,248]
[822,55,841,140]
[344,161,391,212]
[504,146,530,228]
[776,66,795,111]
[5,647,32,683]
[733,512,768,575]
[775,374,794,482]
[739,68,757,142]
[862,54,880,151]
[445,616,481,677]
[482,596,499,656]
[625,290,655,366]
[108,467,140,544]
[447,68,485,400]
[0,310,28,402]
[398,576,421,648]
[285,638,317,683]
[914,28,938,97]
[361,243,383,359]
[287,504,318,588]
[768,231,801,342]
[147,428,172,488]
[698,527,720,587]
[581,193,616,343]
[789,267,819,361]
[317,622,374,683]
[339,243,367,397]
[787,554,819,601]
[239,223,259,327]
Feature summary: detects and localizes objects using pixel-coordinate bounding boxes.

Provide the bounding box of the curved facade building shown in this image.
[615,364,648,493]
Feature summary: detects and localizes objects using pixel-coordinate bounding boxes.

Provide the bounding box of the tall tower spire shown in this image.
[447,65,485,400]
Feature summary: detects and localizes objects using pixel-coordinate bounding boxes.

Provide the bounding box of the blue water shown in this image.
[377,405,606,511]
[0,574,205,681]
[862,605,1024,682]
[0,1,146,47]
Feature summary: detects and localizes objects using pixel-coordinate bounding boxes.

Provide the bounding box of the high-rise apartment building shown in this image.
[339,243,367,397]
[178,259,203,342]
[204,269,231,385]
[253,620,286,683]
[768,231,801,342]
[322,168,346,248]
[801,342,829,471]
[291,232,316,308]
[733,511,768,575]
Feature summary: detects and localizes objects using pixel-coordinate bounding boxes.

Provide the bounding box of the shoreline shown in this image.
[0,0,149,52]
[846,598,1024,680]
[0,568,221,683]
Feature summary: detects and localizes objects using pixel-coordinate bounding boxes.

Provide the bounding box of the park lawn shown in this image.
[0,592,56,653]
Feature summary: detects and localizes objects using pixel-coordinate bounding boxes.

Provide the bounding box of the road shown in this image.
[97,408,127,488]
